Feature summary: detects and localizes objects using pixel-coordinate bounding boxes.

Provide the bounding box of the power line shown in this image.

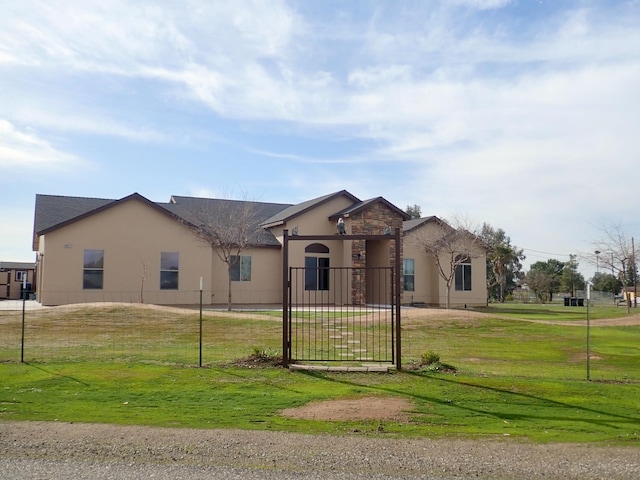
[520,248,573,258]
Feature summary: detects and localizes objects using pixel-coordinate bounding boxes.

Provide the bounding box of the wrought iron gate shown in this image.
[288,266,395,364]
[281,230,403,369]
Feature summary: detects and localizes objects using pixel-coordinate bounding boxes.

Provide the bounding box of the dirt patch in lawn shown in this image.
[281,396,413,422]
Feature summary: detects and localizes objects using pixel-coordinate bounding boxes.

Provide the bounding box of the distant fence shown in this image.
[510,289,626,306]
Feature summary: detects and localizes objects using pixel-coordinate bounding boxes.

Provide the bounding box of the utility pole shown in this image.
[612,252,615,304]
[633,237,637,308]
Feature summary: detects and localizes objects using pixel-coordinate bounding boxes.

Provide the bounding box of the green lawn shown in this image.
[478,302,631,321]
[1,303,639,445]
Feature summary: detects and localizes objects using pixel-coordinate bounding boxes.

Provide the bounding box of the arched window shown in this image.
[305,244,330,290]
[305,243,329,254]
[454,255,472,291]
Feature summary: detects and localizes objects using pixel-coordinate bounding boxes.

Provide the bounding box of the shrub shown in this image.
[420,350,440,366]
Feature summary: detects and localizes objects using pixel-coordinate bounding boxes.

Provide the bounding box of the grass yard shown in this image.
[1,302,639,444]
[479,302,632,321]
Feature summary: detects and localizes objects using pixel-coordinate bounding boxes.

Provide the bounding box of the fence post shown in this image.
[21,276,26,363]
[282,230,289,367]
[199,277,203,368]
[395,227,402,371]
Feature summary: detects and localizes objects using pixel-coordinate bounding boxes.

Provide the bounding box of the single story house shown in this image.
[0,261,36,300]
[32,190,487,308]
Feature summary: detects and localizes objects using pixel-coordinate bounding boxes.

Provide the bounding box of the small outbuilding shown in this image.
[0,261,36,300]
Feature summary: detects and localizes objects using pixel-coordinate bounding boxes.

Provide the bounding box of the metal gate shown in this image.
[288,266,395,364]
[281,230,402,370]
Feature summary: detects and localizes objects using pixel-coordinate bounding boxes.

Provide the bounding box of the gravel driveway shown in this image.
[1,421,639,479]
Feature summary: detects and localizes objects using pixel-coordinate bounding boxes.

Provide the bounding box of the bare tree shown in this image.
[411,216,486,309]
[524,269,554,303]
[182,196,262,311]
[591,222,637,312]
[139,260,149,303]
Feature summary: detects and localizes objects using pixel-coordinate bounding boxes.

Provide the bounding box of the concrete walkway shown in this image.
[290,363,395,372]
[0,300,45,311]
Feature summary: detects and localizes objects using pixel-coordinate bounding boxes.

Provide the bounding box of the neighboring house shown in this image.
[32,190,487,308]
[618,287,637,306]
[0,261,36,300]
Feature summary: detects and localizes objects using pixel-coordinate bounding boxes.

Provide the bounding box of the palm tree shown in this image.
[490,244,517,303]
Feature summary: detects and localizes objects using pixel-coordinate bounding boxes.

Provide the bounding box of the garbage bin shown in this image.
[577,298,584,307]
[20,283,32,300]
[564,297,570,306]
[570,297,577,307]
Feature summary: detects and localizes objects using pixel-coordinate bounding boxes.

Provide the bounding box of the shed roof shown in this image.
[0,261,35,270]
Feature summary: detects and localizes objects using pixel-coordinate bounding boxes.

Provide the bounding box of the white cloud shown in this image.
[0,0,304,133]
[0,204,36,260]
[450,0,513,10]
[0,119,84,171]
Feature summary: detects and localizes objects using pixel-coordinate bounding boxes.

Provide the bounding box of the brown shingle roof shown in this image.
[32,193,293,251]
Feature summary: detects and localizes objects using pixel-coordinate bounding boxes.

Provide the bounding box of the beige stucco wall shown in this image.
[208,247,282,305]
[37,198,211,306]
[268,195,355,305]
[402,223,487,307]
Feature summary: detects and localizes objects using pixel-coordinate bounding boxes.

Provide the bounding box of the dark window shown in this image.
[305,257,330,291]
[455,255,472,291]
[83,249,104,289]
[403,258,415,291]
[305,243,330,254]
[230,255,252,282]
[160,252,179,290]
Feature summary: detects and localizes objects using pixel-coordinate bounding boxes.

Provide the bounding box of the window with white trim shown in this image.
[305,243,330,291]
[403,258,415,291]
[83,249,104,290]
[160,252,179,290]
[454,255,472,291]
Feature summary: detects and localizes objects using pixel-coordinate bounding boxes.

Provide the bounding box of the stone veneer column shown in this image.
[349,203,404,305]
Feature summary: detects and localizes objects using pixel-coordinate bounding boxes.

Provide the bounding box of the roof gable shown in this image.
[403,216,458,236]
[330,196,411,221]
[33,193,181,250]
[260,190,360,228]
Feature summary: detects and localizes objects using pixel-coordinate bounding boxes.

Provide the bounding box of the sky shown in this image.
[1,0,639,280]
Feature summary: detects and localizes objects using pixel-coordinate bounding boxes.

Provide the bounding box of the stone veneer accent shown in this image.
[348,202,404,305]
